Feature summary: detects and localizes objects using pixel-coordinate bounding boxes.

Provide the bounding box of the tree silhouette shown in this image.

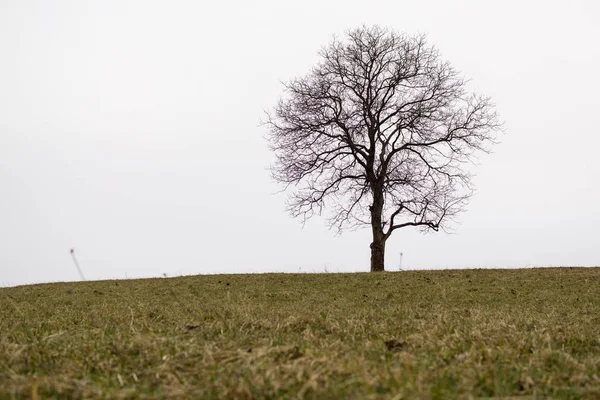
[266,26,502,272]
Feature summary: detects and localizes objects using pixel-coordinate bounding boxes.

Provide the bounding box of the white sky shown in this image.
[1,0,599,286]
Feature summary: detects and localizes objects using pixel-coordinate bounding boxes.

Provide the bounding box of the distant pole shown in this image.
[70,249,86,281]
[399,252,404,271]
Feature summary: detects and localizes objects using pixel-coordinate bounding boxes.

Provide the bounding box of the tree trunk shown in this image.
[370,236,386,272]
[370,189,386,272]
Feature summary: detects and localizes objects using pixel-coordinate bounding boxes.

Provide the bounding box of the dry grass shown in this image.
[2,268,600,399]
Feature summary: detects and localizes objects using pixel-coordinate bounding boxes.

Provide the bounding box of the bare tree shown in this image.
[265,26,502,272]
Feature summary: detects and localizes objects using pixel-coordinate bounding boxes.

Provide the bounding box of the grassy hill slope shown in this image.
[2,268,600,398]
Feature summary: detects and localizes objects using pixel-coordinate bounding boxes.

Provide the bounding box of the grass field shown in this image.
[2,268,600,399]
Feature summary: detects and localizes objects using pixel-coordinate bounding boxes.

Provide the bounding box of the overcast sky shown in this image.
[1,0,598,287]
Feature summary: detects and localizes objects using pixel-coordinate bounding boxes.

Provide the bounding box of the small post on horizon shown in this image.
[70,248,86,281]
[399,252,404,271]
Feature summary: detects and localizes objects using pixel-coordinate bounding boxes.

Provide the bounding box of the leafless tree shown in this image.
[265,26,502,272]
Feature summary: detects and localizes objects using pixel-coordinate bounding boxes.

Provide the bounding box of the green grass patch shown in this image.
[2,268,600,398]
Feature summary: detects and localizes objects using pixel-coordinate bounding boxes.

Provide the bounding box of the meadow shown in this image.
[2,268,600,399]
